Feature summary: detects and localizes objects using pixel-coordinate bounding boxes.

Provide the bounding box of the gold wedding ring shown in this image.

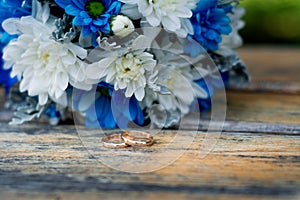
[121,131,154,147]
[102,134,128,148]
[102,131,154,148]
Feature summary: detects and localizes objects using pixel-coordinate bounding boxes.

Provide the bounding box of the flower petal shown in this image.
[121,3,142,20]
[65,4,81,16]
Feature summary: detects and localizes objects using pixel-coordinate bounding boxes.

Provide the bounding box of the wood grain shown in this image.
[0,123,299,199]
[225,91,300,125]
[236,46,300,93]
[184,90,300,133]
[184,119,300,135]
[238,46,300,83]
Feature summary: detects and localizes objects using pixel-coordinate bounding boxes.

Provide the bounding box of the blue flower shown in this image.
[73,82,144,128]
[189,0,232,52]
[45,104,62,125]
[196,71,230,112]
[0,58,17,94]
[0,0,31,27]
[0,0,31,94]
[55,0,121,37]
[1,33,18,94]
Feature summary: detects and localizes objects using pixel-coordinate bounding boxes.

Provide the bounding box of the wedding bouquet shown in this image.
[0,0,249,128]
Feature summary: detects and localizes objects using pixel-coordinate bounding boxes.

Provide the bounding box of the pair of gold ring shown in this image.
[102,131,154,148]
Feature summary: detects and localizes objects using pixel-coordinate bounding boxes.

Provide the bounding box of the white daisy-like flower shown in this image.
[85,35,157,101]
[2,16,90,107]
[139,32,209,128]
[142,55,208,128]
[120,0,196,37]
[142,65,201,128]
[219,7,245,51]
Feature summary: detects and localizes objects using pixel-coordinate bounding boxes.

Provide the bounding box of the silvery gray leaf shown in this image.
[9,97,47,125]
[230,55,251,87]
[52,14,78,43]
[218,0,240,6]
[210,51,250,87]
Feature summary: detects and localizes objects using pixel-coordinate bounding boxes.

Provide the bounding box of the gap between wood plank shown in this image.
[182,119,300,135]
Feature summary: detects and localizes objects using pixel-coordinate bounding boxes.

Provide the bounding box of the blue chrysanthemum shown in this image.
[0,57,17,94]
[196,71,230,112]
[0,0,31,26]
[55,0,121,37]
[0,0,31,94]
[73,82,144,128]
[189,0,232,52]
[0,33,18,94]
[45,104,62,125]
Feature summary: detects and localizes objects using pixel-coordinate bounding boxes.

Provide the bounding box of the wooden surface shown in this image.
[236,46,300,93]
[0,46,300,200]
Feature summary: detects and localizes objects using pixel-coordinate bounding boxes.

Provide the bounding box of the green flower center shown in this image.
[85,1,105,19]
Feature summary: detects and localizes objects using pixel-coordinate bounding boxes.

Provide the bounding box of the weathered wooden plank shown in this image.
[0,190,295,200]
[183,119,300,135]
[0,123,299,199]
[237,47,300,83]
[182,91,300,133]
[233,81,300,94]
[182,91,300,134]
[236,47,300,93]
[225,91,300,125]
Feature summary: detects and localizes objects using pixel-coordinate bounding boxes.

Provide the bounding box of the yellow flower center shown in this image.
[42,53,50,64]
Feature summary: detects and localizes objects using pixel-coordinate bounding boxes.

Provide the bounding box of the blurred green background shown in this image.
[240,0,300,45]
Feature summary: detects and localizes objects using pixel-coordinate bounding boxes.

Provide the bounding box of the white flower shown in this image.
[142,58,208,128]
[85,35,156,101]
[139,35,209,128]
[145,63,206,111]
[219,7,245,50]
[111,15,135,38]
[120,0,196,37]
[142,65,199,128]
[2,16,90,107]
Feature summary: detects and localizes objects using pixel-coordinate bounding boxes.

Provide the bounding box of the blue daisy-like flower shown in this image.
[0,0,31,25]
[55,0,121,37]
[189,0,232,52]
[0,32,18,94]
[196,71,230,112]
[45,104,62,125]
[0,57,17,94]
[73,82,144,128]
[0,0,31,94]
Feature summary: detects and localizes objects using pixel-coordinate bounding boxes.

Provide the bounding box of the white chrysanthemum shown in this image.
[85,35,156,101]
[2,16,89,106]
[142,58,208,128]
[142,65,201,128]
[140,34,209,128]
[120,0,196,37]
[144,63,206,111]
[219,7,245,50]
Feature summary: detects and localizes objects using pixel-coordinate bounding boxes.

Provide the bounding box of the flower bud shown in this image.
[111,15,134,38]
